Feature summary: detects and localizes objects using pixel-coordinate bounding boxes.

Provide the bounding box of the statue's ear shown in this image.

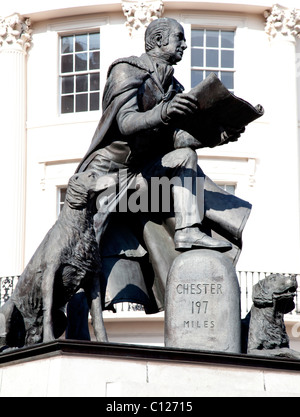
[252,280,273,307]
[155,34,162,47]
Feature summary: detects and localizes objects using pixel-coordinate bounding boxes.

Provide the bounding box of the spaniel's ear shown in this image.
[252,280,273,307]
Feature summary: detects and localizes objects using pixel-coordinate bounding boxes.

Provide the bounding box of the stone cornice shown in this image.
[0,13,32,52]
[264,4,300,40]
[121,0,164,36]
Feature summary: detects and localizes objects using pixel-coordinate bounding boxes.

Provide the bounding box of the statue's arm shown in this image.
[116,90,199,137]
[116,94,167,136]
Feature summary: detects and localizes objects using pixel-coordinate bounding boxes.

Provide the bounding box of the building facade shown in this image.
[0,0,300,348]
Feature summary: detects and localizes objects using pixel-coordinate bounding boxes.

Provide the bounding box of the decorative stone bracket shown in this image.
[122,0,164,36]
[0,13,32,51]
[264,4,300,40]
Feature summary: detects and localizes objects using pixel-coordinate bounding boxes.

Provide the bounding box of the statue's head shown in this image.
[145,17,187,64]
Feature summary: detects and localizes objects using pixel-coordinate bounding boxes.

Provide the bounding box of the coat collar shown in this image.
[139,53,184,95]
[106,53,184,95]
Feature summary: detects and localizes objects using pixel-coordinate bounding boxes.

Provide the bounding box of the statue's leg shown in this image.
[41,267,56,343]
[86,273,108,342]
[161,148,203,230]
[141,148,232,251]
[142,148,202,228]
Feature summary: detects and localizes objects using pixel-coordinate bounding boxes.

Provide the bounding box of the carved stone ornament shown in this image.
[264,4,300,40]
[0,13,32,51]
[122,0,164,36]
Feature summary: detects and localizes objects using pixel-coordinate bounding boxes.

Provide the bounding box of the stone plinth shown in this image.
[165,250,241,353]
[1,341,300,397]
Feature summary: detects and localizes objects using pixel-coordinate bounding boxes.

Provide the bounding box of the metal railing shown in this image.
[1,272,299,318]
[0,276,18,306]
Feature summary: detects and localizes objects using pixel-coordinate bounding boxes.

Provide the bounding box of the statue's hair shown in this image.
[145,18,178,52]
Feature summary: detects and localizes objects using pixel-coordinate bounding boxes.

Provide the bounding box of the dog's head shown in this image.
[65,171,117,209]
[252,274,298,313]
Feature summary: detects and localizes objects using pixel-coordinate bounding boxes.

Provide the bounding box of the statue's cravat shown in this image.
[154,60,174,90]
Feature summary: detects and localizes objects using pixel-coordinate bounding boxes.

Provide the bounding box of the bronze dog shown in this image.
[0,171,109,349]
[247,274,300,359]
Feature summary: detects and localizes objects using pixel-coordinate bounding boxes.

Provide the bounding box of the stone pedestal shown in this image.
[165,250,241,353]
[1,341,300,397]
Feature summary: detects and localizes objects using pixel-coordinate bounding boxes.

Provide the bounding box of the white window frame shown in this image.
[57,185,67,216]
[191,28,235,92]
[47,16,108,120]
[177,13,247,92]
[217,182,236,195]
[59,30,101,114]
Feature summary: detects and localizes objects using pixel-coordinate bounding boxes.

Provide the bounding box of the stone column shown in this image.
[250,5,300,272]
[0,14,32,277]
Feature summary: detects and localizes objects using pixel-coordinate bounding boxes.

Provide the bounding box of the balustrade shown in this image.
[1,272,299,318]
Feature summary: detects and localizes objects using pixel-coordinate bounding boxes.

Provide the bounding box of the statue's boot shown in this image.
[174,227,232,252]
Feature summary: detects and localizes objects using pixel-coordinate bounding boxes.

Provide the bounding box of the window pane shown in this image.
[90,73,100,91]
[221,31,234,48]
[89,51,100,70]
[76,94,88,112]
[191,30,204,47]
[191,49,203,67]
[89,32,100,50]
[206,49,218,67]
[90,92,100,110]
[60,31,100,114]
[76,74,88,92]
[205,70,218,79]
[206,30,219,47]
[62,76,74,94]
[191,29,235,94]
[75,53,88,71]
[221,71,234,90]
[75,34,87,51]
[58,188,67,216]
[61,36,73,54]
[191,70,203,87]
[61,55,73,73]
[61,95,74,113]
[218,184,236,195]
[226,185,236,195]
[60,188,67,201]
[221,50,234,68]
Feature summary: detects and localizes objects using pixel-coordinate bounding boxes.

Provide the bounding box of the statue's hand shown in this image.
[165,93,198,120]
[220,126,245,145]
[224,126,245,141]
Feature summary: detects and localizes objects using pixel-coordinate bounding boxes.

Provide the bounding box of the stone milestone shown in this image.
[165,249,241,353]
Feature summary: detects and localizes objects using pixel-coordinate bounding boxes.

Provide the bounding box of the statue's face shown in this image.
[160,21,187,64]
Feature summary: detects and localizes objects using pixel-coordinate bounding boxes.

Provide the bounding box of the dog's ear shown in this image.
[65,174,89,209]
[252,280,273,307]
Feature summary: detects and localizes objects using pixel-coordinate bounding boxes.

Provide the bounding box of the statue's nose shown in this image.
[288,275,298,290]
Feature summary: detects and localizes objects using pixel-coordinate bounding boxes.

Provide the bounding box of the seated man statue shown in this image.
[77,17,240,250]
[69,17,251,329]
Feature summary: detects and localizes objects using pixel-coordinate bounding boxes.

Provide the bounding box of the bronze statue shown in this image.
[0,18,254,348]
[246,274,300,359]
[73,17,252,318]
